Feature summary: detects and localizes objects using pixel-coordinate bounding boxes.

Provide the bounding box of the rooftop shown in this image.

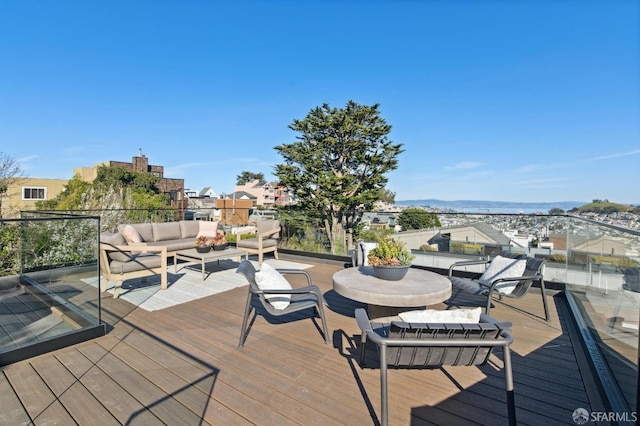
[0,254,608,425]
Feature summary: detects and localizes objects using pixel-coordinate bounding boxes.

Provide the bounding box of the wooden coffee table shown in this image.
[175,247,248,280]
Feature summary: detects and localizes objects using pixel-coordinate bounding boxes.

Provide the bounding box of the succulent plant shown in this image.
[367,236,415,266]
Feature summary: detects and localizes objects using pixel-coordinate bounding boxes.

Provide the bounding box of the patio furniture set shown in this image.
[101,224,545,425]
[235,243,545,426]
[99,219,280,298]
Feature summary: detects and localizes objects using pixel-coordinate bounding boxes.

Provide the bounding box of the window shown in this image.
[23,187,46,200]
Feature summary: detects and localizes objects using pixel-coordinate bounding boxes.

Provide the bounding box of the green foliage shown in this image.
[94,166,161,193]
[367,236,414,266]
[578,201,633,214]
[549,253,567,263]
[397,208,441,230]
[38,174,91,210]
[236,171,265,185]
[20,218,98,272]
[277,207,335,254]
[0,223,20,275]
[274,101,403,254]
[281,224,331,253]
[450,242,483,255]
[593,256,639,268]
[358,228,391,243]
[40,166,172,228]
[380,188,396,204]
[0,152,25,218]
[548,207,565,215]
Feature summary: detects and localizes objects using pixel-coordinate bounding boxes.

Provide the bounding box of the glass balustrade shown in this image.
[0,211,105,366]
[0,208,637,411]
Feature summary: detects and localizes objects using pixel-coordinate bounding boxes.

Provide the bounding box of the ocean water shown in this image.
[454,207,550,214]
[398,199,583,214]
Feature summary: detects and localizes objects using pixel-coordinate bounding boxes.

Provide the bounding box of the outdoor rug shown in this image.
[83,259,312,312]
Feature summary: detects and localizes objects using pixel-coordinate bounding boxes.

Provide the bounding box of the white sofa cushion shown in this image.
[399,307,482,323]
[255,263,291,310]
[120,225,142,244]
[478,255,526,294]
[196,221,218,238]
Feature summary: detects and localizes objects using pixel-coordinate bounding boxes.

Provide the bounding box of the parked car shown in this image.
[249,209,278,223]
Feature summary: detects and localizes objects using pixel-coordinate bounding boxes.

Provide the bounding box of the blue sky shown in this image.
[1,0,638,204]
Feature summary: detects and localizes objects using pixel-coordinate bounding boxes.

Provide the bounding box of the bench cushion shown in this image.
[152,222,182,242]
[398,308,481,324]
[257,220,279,238]
[179,220,200,238]
[238,238,278,249]
[108,253,162,274]
[146,239,195,253]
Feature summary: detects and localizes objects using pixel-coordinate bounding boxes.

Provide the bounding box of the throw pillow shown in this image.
[478,255,526,294]
[100,232,132,262]
[398,307,481,323]
[120,225,142,244]
[254,263,292,310]
[196,221,218,238]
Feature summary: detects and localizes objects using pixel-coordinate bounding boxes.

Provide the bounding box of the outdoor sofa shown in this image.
[98,220,219,298]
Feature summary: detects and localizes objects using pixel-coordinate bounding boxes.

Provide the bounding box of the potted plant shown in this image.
[211,232,228,251]
[367,236,415,281]
[194,236,212,253]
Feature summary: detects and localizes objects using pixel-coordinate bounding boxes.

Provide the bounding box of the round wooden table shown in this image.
[332,266,452,318]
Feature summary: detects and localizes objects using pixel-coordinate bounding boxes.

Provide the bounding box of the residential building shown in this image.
[1,178,68,218]
[233,180,275,207]
[75,153,185,207]
[273,185,292,206]
[198,187,218,198]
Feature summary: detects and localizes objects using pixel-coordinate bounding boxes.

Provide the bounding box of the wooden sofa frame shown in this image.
[99,243,168,299]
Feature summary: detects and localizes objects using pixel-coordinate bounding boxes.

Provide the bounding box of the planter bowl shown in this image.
[373,264,410,281]
[212,243,228,251]
[195,245,211,253]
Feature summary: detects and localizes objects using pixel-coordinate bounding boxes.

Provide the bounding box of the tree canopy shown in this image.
[380,188,396,205]
[39,166,169,212]
[548,207,565,215]
[0,152,25,218]
[274,101,403,254]
[236,171,265,185]
[397,208,441,231]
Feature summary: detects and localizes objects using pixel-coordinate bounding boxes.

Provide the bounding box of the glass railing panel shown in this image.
[563,218,640,411]
[1,212,102,359]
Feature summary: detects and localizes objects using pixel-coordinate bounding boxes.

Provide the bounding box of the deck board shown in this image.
[0,256,605,425]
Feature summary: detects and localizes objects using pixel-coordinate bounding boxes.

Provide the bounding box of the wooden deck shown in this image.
[0,256,604,425]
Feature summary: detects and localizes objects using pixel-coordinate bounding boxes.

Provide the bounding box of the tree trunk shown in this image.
[325,213,346,255]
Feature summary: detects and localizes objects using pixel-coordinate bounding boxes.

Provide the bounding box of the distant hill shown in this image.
[577,201,637,213]
[396,199,586,213]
